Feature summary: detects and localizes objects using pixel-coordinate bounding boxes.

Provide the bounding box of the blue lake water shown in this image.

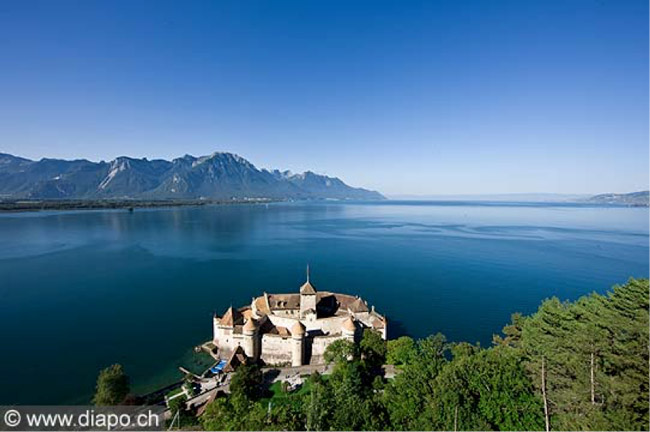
[0,201,647,404]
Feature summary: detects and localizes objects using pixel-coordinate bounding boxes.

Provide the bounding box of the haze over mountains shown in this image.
[0,152,384,201]
[390,192,649,205]
[585,191,649,206]
[389,192,649,206]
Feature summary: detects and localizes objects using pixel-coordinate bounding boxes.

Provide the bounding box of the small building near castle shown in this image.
[212,269,387,366]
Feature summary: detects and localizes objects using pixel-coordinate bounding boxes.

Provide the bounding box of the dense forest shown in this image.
[102,278,647,431]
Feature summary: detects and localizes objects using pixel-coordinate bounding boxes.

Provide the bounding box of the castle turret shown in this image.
[251,297,258,318]
[342,316,356,342]
[212,313,220,343]
[291,321,306,366]
[214,306,239,350]
[242,318,259,360]
[220,306,236,328]
[299,266,317,318]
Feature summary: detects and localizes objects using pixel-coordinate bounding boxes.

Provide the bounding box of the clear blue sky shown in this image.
[0,0,647,195]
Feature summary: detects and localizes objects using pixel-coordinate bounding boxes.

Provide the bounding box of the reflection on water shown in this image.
[0,201,647,404]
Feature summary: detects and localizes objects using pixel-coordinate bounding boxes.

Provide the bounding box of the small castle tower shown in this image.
[212,312,220,343]
[342,316,356,343]
[214,306,238,348]
[242,318,259,360]
[291,321,306,366]
[299,265,317,318]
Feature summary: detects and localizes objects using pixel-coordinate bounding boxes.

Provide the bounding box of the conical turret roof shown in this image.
[349,297,369,313]
[220,306,239,327]
[342,316,356,333]
[291,321,306,336]
[243,318,257,332]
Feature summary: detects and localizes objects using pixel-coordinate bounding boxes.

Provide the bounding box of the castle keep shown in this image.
[212,270,387,366]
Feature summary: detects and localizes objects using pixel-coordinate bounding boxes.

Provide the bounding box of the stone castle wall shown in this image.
[305,316,345,334]
[310,334,346,364]
[265,315,296,330]
[260,334,294,365]
[264,314,344,334]
[272,309,299,318]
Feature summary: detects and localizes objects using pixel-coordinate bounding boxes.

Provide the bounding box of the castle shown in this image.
[212,269,387,366]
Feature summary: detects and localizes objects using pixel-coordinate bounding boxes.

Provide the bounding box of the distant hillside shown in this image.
[388,192,649,206]
[585,191,649,206]
[0,152,384,201]
[388,193,588,202]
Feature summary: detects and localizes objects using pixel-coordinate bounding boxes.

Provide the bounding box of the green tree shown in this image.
[168,394,185,417]
[386,336,417,366]
[229,364,264,401]
[507,278,649,431]
[493,312,525,347]
[167,395,198,429]
[360,329,387,369]
[323,339,358,364]
[200,398,232,430]
[183,374,198,397]
[329,360,369,430]
[427,344,544,431]
[590,279,649,429]
[92,364,130,406]
[383,334,448,429]
[304,372,333,431]
[201,393,266,431]
[268,399,306,431]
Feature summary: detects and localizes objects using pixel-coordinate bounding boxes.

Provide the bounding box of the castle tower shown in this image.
[299,265,317,318]
[342,316,356,343]
[220,306,236,328]
[291,321,306,367]
[242,318,259,360]
[212,313,220,343]
[215,306,237,350]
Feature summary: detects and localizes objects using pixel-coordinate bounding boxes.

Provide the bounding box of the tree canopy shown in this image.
[92,364,130,406]
[198,278,648,431]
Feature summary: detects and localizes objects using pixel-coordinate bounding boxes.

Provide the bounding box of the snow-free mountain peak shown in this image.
[0,152,385,201]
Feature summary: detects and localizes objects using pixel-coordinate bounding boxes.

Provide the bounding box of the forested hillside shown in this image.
[191,278,649,431]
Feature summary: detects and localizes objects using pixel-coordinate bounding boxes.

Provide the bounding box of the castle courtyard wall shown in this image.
[266,315,298,331]
[260,334,294,365]
[309,334,346,364]
[305,316,347,334]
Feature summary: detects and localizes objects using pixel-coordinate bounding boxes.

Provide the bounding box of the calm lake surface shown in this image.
[0,201,648,404]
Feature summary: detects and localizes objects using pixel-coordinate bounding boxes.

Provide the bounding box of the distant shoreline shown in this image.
[0,197,647,213]
[389,191,650,207]
[0,198,277,213]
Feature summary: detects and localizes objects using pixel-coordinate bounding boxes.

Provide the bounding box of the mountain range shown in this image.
[0,152,384,201]
[388,192,649,206]
[585,190,649,206]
